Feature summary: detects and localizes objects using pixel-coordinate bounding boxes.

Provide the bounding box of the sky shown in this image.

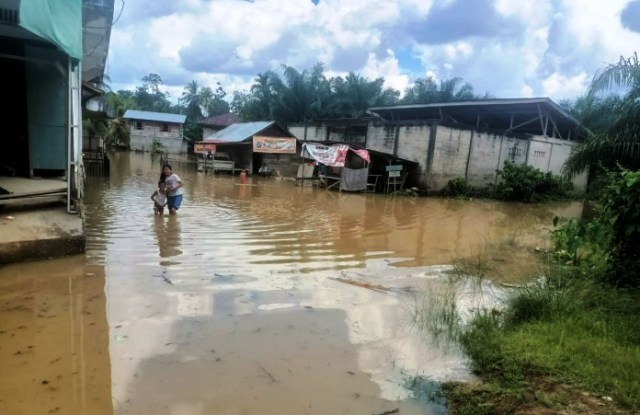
[105,0,640,104]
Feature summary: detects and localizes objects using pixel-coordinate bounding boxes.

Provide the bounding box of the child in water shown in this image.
[239,169,248,185]
[150,180,167,215]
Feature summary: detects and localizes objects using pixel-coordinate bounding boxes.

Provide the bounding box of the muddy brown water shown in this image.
[0,152,583,415]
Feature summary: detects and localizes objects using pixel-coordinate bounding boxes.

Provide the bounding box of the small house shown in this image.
[124,110,187,154]
[200,121,301,176]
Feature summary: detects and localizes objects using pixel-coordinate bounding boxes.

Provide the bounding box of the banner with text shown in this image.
[253,136,297,154]
[301,143,349,167]
[194,142,217,153]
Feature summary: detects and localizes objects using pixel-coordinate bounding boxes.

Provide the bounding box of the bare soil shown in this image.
[443,377,631,415]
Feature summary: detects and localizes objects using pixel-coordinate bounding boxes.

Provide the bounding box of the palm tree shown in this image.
[180,80,202,120]
[332,72,385,118]
[564,53,640,177]
[105,115,131,148]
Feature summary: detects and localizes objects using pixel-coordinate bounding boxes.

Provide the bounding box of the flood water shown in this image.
[0,152,583,415]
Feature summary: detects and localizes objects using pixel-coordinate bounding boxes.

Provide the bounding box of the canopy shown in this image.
[19,0,82,61]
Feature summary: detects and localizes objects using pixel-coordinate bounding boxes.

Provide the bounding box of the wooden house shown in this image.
[200,121,300,176]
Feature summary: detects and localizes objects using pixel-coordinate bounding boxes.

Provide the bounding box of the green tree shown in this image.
[402,76,477,105]
[134,73,172,112]
[599,168,640,287]
[564,53,640,178]
[203,83,230,117]
[180,80,202,120]
[83,110,108,150]
[105,91,136,117]
[331,72,386,118]
[105,114,130,148]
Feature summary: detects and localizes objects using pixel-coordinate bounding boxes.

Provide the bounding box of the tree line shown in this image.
[89,55,640,183]
[92,63,486,143]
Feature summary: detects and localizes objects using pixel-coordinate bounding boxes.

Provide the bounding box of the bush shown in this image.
[599,168,640,287]
[441,177,470,197]
[495,162,573,202]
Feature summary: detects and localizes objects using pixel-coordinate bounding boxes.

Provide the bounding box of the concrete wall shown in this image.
[375,122,586,192]
[289,125,327,142]
[294,120,587,192]
[128,121,187,154]
[526,135,589,191]
[428,126,473,190]
[396,124,431,166]
[366,125,396,154]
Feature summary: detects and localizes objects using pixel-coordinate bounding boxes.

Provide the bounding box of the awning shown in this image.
[19,0,82,61]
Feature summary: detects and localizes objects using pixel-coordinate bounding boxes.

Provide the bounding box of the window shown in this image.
[135,121,143,130]
[161,123,170,132]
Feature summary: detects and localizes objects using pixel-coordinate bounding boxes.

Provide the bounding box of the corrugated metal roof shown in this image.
[203,121,275,143]
[367,97,584,140]
[123,110,186,124]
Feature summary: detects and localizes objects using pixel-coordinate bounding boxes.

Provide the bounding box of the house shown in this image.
[0,0,114,205]
[199,113,241,138]
[124,110,188,154]
[290,98,588,192]
[200,121,300,176]
[0,0,115,263]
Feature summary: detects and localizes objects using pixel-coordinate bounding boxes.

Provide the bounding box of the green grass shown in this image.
[458,279,640,410]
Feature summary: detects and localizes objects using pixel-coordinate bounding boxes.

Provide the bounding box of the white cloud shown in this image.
[361,50,411,94]
[105,0,640,104]
[541,72,589,99]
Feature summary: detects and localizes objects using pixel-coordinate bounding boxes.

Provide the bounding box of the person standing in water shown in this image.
[150,180,168,215]
[239,169,248,185]
[162,164,184,215]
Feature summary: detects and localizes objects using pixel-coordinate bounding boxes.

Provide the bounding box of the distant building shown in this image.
[201,121,300,176]
[290,98,588,192]
[123,110,187,154]
[199,113,241,138]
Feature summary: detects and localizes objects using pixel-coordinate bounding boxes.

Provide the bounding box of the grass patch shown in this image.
[457,276,640,412]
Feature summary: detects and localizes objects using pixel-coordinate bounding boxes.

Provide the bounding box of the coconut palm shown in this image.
[180,80,202,120]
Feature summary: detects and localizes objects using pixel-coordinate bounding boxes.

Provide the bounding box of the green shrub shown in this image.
[550,217,610,268]
[599,168,640,287]
[495,162,573,202]
[441,177,470,197]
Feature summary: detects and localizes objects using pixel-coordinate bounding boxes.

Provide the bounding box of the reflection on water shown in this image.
[0,257,112,415]
[0,152,583,414]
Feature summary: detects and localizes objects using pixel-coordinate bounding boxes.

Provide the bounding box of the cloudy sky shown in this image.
[105,0,640,104]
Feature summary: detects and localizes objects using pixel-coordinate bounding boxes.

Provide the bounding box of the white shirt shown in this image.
[153,191,167,206]
[164,173,182,196]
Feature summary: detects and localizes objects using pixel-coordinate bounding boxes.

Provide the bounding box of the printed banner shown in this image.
[302,143,364,167]
[253,136,297,154]
[194,142,217,153]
